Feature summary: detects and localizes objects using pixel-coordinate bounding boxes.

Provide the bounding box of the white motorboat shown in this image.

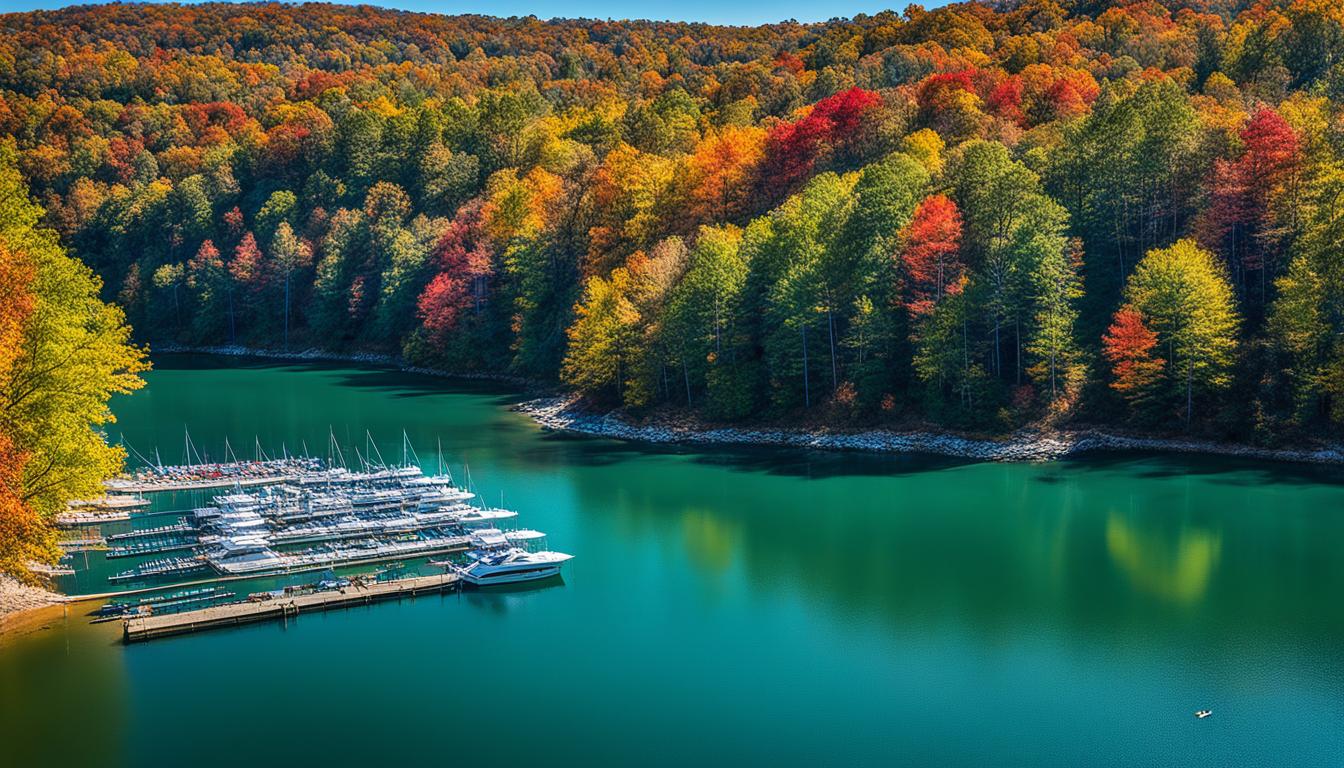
[451,527,571,585]
[451,507,518,527]
[455,547,573,585]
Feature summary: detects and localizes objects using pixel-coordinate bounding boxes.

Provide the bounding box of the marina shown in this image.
[61,431,572,630]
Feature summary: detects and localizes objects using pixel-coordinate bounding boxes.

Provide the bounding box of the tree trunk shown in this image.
[714,297,722,356]
[1014,318,1021,386]
[284,271,291,349]
[1186,361,1193,426]
[801,324,810,409]
[961,315,969,409]
[683,358,692,406]
[827,307,837,392]
[994,316,1001,379]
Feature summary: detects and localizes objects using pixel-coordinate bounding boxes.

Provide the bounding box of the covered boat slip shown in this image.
[122,572,461,643]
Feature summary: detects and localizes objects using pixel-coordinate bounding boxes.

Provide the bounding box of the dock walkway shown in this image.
[123,572,459,643]
[107,475,294,494]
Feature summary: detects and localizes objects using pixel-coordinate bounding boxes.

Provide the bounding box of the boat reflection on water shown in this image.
[459,576,569,617]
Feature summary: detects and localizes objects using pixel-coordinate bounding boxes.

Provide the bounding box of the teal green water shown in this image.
[3,354,1342,767]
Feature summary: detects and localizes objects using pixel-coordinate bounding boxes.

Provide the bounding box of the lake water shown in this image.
[2,354,1341,767]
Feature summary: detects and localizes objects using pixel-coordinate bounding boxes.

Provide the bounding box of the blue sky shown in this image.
[0,0,924,26]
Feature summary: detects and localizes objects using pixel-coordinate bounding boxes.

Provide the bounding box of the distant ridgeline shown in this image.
[2,1,1342,439]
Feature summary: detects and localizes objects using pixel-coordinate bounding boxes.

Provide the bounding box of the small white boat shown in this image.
[1195,710,1212,719]
[451,507,518,527]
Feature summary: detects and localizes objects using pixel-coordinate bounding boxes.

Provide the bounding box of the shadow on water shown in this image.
[535,430,975,478]
[330,368,521,403]
[1051,449,1344,487]
[542,424,1344,486]
[152,352,524,402]
[460,579,566,615]
[151,353,1344,487]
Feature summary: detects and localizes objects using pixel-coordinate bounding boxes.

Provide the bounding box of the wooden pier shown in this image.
[122,572,460,643]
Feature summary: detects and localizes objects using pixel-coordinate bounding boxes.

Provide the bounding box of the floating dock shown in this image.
[107,475,298,494]
[59,536,108,552]
[123,572,459,643]
[67,495,150,511]
[55,511,131,527]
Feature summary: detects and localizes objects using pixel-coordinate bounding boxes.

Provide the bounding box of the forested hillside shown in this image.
[3,1,1343,439]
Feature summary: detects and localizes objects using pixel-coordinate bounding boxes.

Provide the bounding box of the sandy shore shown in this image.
[516,396,1344,465]
[0,575,65,643]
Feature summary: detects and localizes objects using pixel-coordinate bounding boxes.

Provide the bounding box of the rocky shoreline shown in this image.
[154,345,1344,466]
[516,395,1344,466]
[0,575,62,629]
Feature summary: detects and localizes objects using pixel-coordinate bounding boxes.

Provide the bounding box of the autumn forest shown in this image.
[4,0,1344,450]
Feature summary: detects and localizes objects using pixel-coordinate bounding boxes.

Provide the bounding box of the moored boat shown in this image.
[455,548,573,585]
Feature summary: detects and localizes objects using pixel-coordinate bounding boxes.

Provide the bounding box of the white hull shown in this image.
[456,546,571,585]
[460,564,563,585]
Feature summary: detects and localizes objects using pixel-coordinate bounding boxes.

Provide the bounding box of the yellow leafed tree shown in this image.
[0,140,149,579]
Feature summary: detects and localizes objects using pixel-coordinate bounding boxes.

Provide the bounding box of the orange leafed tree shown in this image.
[901,194,965,319]
[1102,307,1165,405]
[685,125,765,224]
[0,242,52,577]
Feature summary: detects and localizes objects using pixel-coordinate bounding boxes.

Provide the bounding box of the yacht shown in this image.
[206,536,291,574]
[454,547,573,585]
[448,528,572,585]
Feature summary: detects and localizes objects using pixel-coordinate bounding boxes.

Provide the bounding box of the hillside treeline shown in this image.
[4,1,1344,439]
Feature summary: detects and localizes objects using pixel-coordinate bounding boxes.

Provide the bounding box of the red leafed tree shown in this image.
[762,111,830,197]
[1241,107,1301,188]
[1102,307,1165,404]
[1204,106,1301,280]
[901,194,965,318]
[418,202,494,340]
[809,87,883,141]
[987,76,1025,126]
[222,206,246,245]
[191,239,222,271]
[229,231,264,293]
[762,87,882,199]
